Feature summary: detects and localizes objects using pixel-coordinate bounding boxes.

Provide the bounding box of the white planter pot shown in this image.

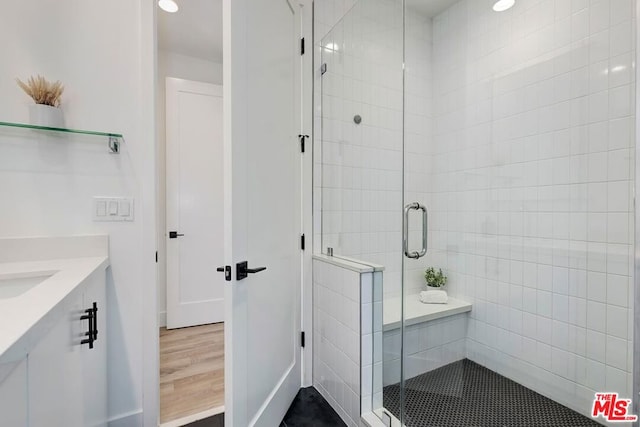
[426,285,445,291]
[29,104,64,128]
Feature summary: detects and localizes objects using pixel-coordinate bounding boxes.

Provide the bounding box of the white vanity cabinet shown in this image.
[0,359,29,426]
[0,236,109,427]
[28,269,107,427]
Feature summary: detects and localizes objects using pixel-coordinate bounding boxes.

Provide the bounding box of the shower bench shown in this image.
[382,293,472,385]
[383,294,472,332]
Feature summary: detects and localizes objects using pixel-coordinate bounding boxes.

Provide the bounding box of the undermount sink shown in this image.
[0,272,58,299]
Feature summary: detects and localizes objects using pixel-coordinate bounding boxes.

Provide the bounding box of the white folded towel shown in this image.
[420,290,448,304]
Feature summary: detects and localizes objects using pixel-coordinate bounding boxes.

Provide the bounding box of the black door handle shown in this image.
[169,231,184,239]
[236,261,267,280]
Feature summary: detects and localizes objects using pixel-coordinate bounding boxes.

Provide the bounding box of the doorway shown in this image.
[156,0,225,424]
[165,78,224,329]
[151,0,313,425]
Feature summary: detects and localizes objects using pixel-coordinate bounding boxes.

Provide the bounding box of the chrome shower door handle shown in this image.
[403,202,428,259]
[419,203,428,257]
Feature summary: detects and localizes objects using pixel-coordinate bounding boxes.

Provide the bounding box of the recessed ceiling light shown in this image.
[324,43,339,51]
[493,0,515,12]
[158,0,179,13]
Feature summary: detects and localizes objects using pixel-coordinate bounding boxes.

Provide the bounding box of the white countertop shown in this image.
[383,294,472,331]
[0,236,109,363]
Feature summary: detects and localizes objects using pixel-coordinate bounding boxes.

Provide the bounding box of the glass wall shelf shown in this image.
[0,121,123,153]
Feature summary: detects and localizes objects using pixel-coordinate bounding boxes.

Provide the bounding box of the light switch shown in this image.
[108,201,119,216]
[119,200,131,216]
[94,197,134,222]
[96,201,107,217]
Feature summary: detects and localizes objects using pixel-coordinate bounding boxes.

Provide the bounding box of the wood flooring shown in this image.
[160,323,225,424]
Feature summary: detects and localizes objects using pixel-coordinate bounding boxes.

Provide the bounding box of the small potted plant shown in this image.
[424,267,447,290]
[16,75,65,127]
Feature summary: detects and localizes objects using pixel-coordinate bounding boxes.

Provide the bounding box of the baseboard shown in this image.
[159,311,167,328]
[108,410,144,427]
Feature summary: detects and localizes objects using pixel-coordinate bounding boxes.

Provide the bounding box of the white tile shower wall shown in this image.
[314,0,358,42]
[429,0,636,417]
[313,258,365,427]
[317,0,404,281]
[314,0,434,299]
[363,270,384,414]
[383,313,468,387]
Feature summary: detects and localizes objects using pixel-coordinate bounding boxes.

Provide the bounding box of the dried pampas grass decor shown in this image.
[16,75,64,107]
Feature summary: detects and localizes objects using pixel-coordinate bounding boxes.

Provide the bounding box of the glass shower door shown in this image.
[400,0,636,426]
[318,1,405,424]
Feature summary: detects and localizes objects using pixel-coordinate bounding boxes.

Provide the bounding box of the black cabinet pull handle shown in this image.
[80,302,98,349]
[92,302,98,341]
[81,308,94,349]
[169,231,184,239]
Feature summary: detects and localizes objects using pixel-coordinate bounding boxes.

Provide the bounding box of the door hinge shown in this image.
[321,63,327,75]
[301,234,305,250]
[155,251,158,263]
[301,37,305,55]
[298,134,309,153]
[301,331,305,348]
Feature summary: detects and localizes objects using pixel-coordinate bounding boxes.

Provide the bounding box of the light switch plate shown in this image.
[93,197,134,222]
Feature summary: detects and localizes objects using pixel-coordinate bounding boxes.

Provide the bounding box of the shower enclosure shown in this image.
[316,0,637,425]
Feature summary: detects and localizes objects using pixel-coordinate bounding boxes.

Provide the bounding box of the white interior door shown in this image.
[166,78,225,329]
[223,0,301,425]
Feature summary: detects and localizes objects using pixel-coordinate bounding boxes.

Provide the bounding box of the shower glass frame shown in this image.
[318,0,640,426]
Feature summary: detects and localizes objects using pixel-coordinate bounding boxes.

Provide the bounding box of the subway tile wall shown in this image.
[383,313,468,387]
[362,270,384,415]
[315,0,437,298]
[313,258,365,427]
[314,0,408,299]
[429,0,636,417]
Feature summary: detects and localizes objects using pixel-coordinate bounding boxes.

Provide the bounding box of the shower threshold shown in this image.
[383,359,601,427]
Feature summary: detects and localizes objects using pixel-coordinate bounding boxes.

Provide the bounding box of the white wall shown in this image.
[430,0,635,416]
[0,1,155,425]
[156,50,223,326]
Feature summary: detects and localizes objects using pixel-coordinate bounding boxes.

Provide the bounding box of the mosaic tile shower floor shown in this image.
[383,359,601,427]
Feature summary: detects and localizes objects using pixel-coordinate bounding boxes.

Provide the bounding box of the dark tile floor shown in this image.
[184,387,343,427]
[281,386,346,427]
[184,412,224,427]
[384,359,601,427]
